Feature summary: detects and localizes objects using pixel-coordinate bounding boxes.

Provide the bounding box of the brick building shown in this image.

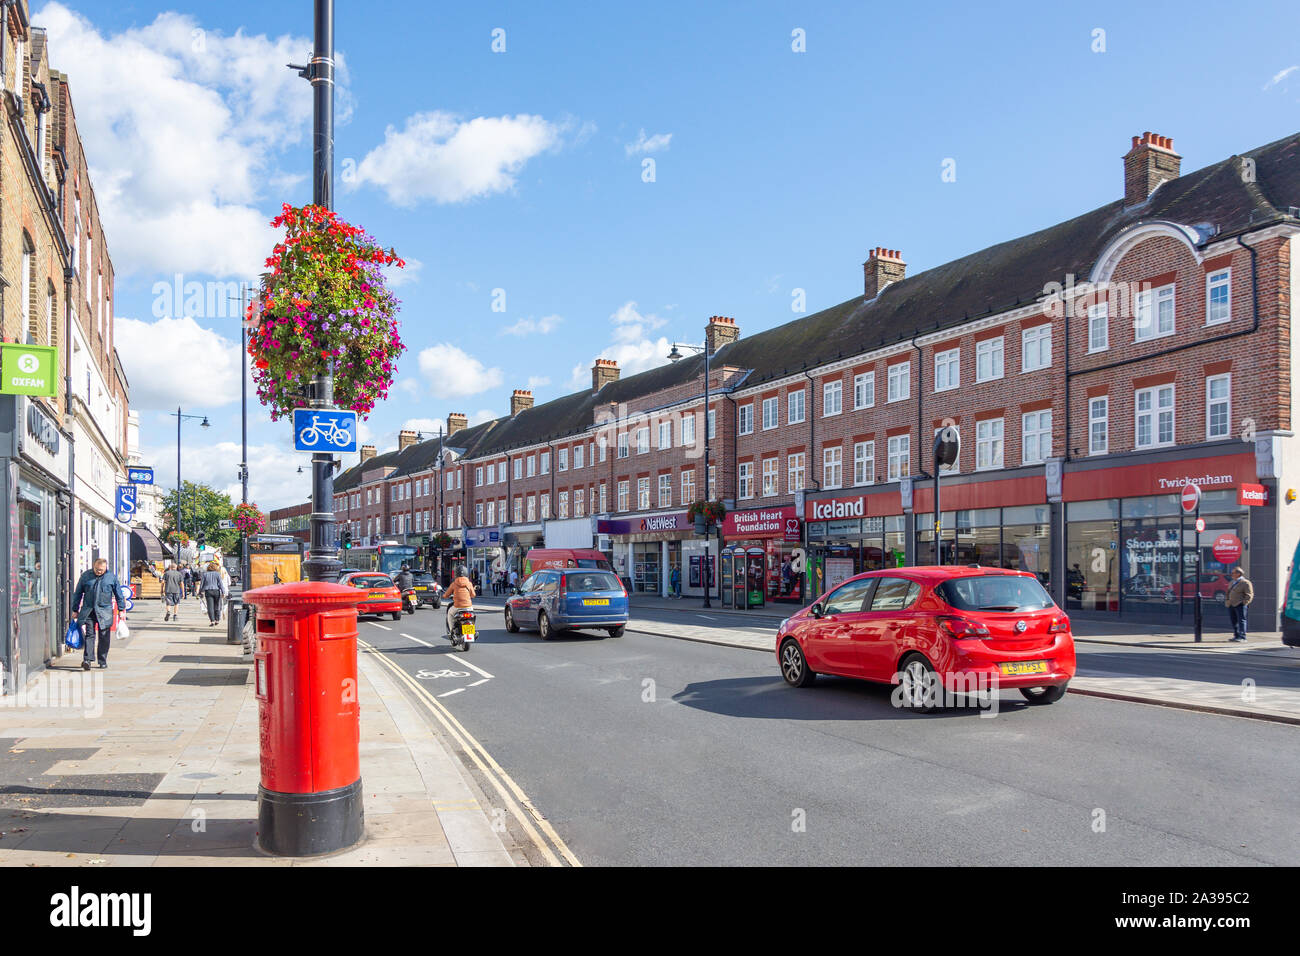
[0,2,128,690]
[327,128,1297,630]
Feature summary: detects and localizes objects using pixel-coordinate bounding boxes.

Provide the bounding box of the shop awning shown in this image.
[131,527,173,563]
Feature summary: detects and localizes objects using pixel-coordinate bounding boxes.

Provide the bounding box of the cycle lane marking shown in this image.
[401,632,495,680]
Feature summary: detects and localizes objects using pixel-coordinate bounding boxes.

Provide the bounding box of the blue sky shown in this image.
[40,0,1300,508]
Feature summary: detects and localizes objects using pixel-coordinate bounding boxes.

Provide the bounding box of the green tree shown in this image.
[161,481,239,553]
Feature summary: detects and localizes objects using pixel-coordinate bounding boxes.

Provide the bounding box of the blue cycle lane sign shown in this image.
[293,408,357,453]
[127,466,154,484]
[115,485,137,523]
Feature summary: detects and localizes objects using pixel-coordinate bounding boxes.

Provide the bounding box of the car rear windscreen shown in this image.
[576,558,613,571]
[412,572,434,583]
[564,572,622,592]
[936,575,1054,612]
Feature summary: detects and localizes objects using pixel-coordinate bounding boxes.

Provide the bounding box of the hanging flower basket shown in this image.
[433,531,453,550]
[232,503,267,536]
[249,203,406,420]
[687,499,727,527]
[166,530,186,545]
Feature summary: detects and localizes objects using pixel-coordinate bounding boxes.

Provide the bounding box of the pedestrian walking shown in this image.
[182,565,193,598]
[162,562,184,621]
[670,564,681,599]
[1226,567,1254,642]
[201,561,225,626]
[71,558,122,670]
[218,563,231,621]
[508,567,519,594]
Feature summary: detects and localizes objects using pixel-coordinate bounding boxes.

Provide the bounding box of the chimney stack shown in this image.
[447,412,468,435]
[1123,132,1181,206]
[360,444,377,464]
[704,315,739,354]
[398,429,418,451]
[592,358,620,393]
[510,389,534,416]
[863,247,906,299]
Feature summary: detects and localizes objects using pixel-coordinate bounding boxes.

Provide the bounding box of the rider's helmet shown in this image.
[457,565,468,578]
[401,563,410,572]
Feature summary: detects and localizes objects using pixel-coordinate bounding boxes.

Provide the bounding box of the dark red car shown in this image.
[776,566,1076,710]
[341,571,402,621]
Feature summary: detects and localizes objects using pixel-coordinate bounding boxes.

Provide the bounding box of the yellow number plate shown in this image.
[583,598,609,606]
[462,624,475,637]
[999,660,1049,676]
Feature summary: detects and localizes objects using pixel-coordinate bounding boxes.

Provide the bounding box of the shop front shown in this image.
[721,506,803,608]
[1063,450,1266,628]
[504,523,544,578]
[464,526,503,587]
[0,395,72,692]
[598,512,697,596]
[804,490,908,600]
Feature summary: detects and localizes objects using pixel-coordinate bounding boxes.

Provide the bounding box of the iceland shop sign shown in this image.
[806,495,866,521]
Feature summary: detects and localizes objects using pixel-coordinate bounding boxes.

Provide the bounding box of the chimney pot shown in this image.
[1124,130,1181,206]
[447,412,468,435]
[705,315,741,353]
[510,389,535,416]
[864,245,907,299]
[592,359,621,392]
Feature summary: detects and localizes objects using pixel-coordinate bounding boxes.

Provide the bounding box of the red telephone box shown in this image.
[244,581,365,856]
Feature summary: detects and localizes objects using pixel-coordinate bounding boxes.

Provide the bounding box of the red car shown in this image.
[341,571,402,621]
[776,566,1076,710]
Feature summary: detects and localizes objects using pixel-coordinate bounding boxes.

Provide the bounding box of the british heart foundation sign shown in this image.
[723,505,800,541]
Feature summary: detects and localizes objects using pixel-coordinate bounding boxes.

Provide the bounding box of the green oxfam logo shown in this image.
[0,344,57,397]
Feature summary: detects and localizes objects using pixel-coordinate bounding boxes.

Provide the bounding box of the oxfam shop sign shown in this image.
[0,344,57,397]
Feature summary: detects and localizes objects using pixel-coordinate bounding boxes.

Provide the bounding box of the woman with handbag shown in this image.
[201,562,224,626]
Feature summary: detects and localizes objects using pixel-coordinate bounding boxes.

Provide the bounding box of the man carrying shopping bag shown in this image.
[71,558,122,670]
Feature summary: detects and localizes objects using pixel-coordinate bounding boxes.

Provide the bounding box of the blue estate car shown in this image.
[503,569,629,639]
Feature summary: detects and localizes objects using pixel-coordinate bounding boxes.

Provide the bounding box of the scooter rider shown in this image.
[446,564,477,635]
[395,563,415,611]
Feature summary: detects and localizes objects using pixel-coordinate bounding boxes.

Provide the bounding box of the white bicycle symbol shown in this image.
[298,414,353,449]
[416,669,470,680]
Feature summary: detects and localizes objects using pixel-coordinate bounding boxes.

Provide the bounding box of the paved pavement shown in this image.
[478,595,1300,722]
[0,596,521,866]
[363,603,1300,866]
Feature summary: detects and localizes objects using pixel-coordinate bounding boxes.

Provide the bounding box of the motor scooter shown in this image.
[401,588,418,615]
[447,606,476,651]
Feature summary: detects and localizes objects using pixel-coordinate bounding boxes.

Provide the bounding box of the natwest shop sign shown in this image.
[723,505,801,541]
[806,495,865,521]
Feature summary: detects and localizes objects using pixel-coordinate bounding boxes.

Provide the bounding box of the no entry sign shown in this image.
[1212,533,1242,564]
[1181,482,1201,513]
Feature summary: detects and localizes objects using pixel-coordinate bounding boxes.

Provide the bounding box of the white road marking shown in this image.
[459,658,495,680]
[438,687,465,698]
[401,632,434,647]
[371,623,392,631]
[696,615,715,621]
[468,678,490,687]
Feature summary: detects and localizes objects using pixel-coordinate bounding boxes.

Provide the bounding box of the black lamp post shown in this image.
[170,408,210,546]
[668,338,715,608]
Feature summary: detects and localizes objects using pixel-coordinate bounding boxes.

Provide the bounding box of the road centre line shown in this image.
[370,623,392,631]
[400,632,495,679]
[358,639,579,866]
[401,632,434,647]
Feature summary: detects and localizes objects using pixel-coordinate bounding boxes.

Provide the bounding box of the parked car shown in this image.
[522,548,614,576]
[775,566,1076,710]
[340,571,402,621]
[411,570,442,608]
[1161,572,1232,604]
[1121,573,1177,603]
[504,568,629,639]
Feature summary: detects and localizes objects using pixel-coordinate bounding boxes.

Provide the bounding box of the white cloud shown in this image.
[502,314,562,336]
[144,438,308,512]
[351,111,561,206]
[527,375,551,388]
[383,256,423,289]
[37,3,334,279]
[625,129,672,156]
[116,316,241,410]
[415,344,504,398]
[1263,65,1298,90]
[565,300,678,388]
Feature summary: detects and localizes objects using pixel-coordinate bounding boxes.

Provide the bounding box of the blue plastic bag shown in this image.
[64,621,83,650]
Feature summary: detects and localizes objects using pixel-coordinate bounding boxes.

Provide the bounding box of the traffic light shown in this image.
[196,531,206,549]
[341,529,353,549]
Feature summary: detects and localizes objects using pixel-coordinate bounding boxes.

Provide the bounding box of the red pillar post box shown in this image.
[244,581,365,856]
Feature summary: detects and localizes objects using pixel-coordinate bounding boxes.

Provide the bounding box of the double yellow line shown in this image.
[358,638,581,867]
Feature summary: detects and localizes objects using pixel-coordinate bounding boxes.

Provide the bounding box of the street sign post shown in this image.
[1183,482,1202,643]
[218,519,236,530]
[0,344,58,397]
[127,466,155,484]
[293,407,357,453]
